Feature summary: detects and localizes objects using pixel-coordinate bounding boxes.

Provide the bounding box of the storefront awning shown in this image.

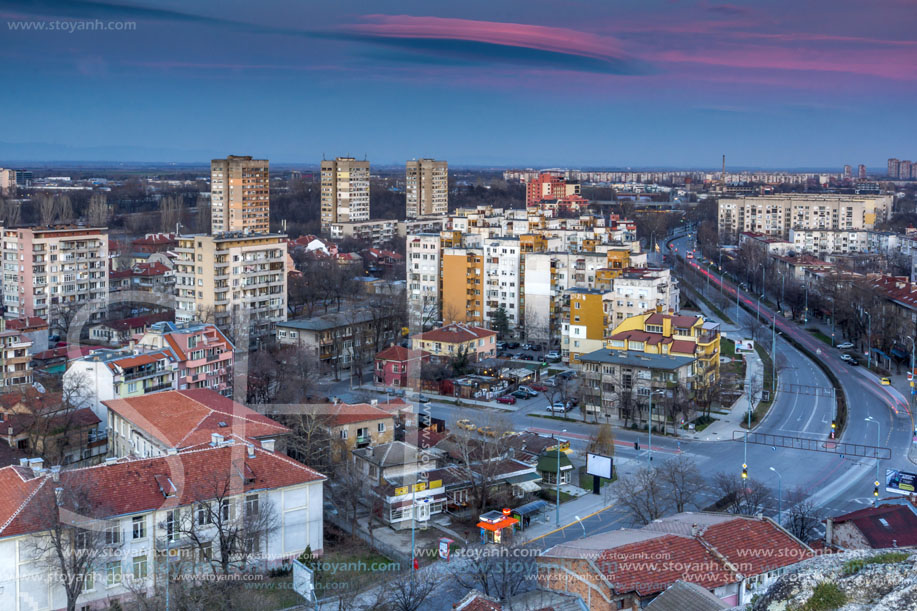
[477,516,519,532]
[513,480,541,493]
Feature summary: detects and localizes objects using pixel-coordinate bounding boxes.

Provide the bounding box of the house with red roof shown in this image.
[536,512,812,609]
[374,344,430,388]
[109,260,175,296]
[88,311,174,346]
[825,503,917,550]
[4,316,49,354]
[410,323,497,363]
[104,388,288,459]
[130,232,177,254]
[135,321,234,396]
[0,441,325,610]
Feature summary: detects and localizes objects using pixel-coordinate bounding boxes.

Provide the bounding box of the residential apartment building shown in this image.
[105,388,287,458]
[605,312,721,385]
[717,194,893,243]
[320,157,370,231]
[88,312,173,347]
[1,226,108,325]
[562,288,607,363]
[314,402,395,462]
[0,168,15,195]
[0,444,325,611]
[525,172,580,208]
[135,321,234,396]
[210,155,270,234]
[174,232,287,344]
[63,347,177,428]
[406,158,448,218]
[374,345,430,388]
[407,233,442,327]
[0,391,104,465]
[483,237,522,330]
[606,267,679,324]
[0,319,32,388]
[441,246,485,324]
[410,323,497,362]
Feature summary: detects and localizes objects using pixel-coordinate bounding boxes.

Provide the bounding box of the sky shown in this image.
[1,0,916,168]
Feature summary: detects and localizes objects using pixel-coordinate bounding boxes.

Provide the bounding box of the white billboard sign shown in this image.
[587,453,613,479]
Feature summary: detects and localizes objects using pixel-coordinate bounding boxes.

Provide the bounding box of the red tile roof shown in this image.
[0,443,325,538]
[4,317,48,331]
[103,389,288,450]
[325,403,394,427]
[645,312,701,328]
[598,534,733,596]
[161,325,232,361]
[96,312,173,333]
[669,340,697,355]
[700,517,812,575]
[132,233,176,246]
[414,324,496,344]
[375,345,430,362]
[829,504,917,548]
[105,349,172,371]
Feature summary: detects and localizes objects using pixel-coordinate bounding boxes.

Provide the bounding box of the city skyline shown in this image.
[1,0,916,166]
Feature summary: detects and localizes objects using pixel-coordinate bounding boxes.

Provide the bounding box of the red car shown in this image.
[496,395,516,405]
[530,384,548,392]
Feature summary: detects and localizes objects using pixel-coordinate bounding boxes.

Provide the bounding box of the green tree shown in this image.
[491,305,510,338]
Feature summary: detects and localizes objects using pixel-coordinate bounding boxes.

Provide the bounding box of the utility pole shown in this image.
[771,311,777,393]
[865,417,880,507]
[555,442,561,526]
[804,283,808,324]
[770,467,783,526]
[865,310,872,369]
[736,285,740,320]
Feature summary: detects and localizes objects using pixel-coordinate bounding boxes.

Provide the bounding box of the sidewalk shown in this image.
[695,349,766,441]
[516,487,618,544]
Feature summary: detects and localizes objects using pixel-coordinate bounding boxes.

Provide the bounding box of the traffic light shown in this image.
[874,481,880,497]
[741,464,748,480]
[831,419,836,439]
[634,441,640,451]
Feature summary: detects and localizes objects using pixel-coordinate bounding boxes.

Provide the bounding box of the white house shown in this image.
[0,439,325,611]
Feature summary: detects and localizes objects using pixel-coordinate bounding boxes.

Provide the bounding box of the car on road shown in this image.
[556,370,576,380]
[497,395,517,405]
[880,377,891,385]
[836,342,854,349]
[416,394,431,403]
[840,353,858,365]
[530,383,548,392]
[511,389,530,399]
[545,351,561,362]
[456,419,475,431]
[546,401,572,413]
[477,426,497,437]
[501,431,520,439]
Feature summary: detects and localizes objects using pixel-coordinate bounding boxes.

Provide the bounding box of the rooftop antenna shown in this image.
[722,154,726,184]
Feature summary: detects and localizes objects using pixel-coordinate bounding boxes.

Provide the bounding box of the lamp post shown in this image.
[648,389,665,464]
[770,467,783,526]
[771,311,777,393]
[865,310,872,369]
[803,283,808,323]
[736,285,741,320]
[718,251,724,296]
[865,417,880,507]
[907,336,915,390]
[756,295,761,326]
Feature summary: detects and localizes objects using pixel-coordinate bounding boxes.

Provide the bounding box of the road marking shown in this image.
[523,503,618,545]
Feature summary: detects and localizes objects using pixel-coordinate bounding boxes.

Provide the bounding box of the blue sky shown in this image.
[1,0,915,168]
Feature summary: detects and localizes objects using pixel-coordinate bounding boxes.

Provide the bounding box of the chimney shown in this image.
[105,457,117,465]
[55,487,64,506]
[825,518,833,547]
[28,457,43,473]
[261,438,275,453]
[247,444,255,458]
[892,539,897,548]
[691,523,699,537]
[50,465,61,482]
[19,458,29,467]
[211,433,223,446]
[166,447,178,455]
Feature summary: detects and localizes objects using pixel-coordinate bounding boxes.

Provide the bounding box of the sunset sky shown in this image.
[2,0,915,167]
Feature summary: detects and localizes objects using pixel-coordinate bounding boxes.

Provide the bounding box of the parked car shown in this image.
[519,354,534,361]
[497,395,517,405]
[496,341,507,350]
[546,401,572,413]
[521,343,534,351]
[557,370,576,379]
[530,383,548,392]
[511,389,529,399]
[416,394,431,403]
[841,354,858,366]
[518,386,539,397]
[836,342,854,349]
[545,351,562,361]
[501,430,520,439]
[477,426,497,437]
[456,419,475,431]
[880,377,891,385]
[506,342,520,349]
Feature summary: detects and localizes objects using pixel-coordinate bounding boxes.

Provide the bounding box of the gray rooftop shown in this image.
[277,309,377,331]
[579,348,695,371]
[645,580,728,611]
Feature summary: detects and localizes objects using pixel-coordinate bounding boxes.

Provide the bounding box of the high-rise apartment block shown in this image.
[407,233,442,327]
[321,157,370,232]
[888,158,900,178]
[717,194,893,243]
[0,169,16,195]
[406,158,448,218]
[210,155,270,234]
[858,164,867,179]
[843,165,852,179]
[174,232,287,343]
[899,161,912,180]
[525,172,580,208]
[1,226,109,324]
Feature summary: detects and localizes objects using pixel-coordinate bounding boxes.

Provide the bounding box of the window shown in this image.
[83,570,94,592]
[197,503,212,526]
[165,509,180,540]
[132,516,145,539]
[105,522,121,546]
[340,429,348,439]
[198,542,213,563]
[105,561,121,587]
[377,422,385,433]
[132,555,148,581]
[245,494,259,516]
[220,499,232,521]
[75,529,90,549]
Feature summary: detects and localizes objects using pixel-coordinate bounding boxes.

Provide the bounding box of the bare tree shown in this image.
[29,474,113,611]
[195,195,211,233]
[329,458,366,541]
[659,455,706,513]
[587,423,616,458]
[5,199,21,226]
[55,194,74,224]
[38,193,56,225]
[712,471,772,516]
[450,542,534,602]
[615,465,669,525]
[18,374,96,464]
[159,195,185,233]
[783,487,822,542]
[386,572,441,611]
[163,462,279,576]
[86,192,111,227]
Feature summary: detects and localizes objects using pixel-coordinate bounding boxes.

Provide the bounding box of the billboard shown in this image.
[587,453,613,479]
[885,468,917,496]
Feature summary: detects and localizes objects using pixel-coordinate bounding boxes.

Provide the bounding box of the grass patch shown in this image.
[807,327,834,347]
[842,551,910,576]
[530,413,579,424]
[798,582,847,611]
[740,341,776,429]
[579,466,617,490]
[721,337,737,357]
[690,414,716,432]
[310,549,399,599]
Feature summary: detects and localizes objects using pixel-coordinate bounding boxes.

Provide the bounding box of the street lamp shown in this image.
[770,467,783,526]
[648,389,666,464]
[864,310,872,369]
[907,337,916,395]
[865,417,881,507]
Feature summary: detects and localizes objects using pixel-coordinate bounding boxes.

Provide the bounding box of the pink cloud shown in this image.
[350,14,629,61]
